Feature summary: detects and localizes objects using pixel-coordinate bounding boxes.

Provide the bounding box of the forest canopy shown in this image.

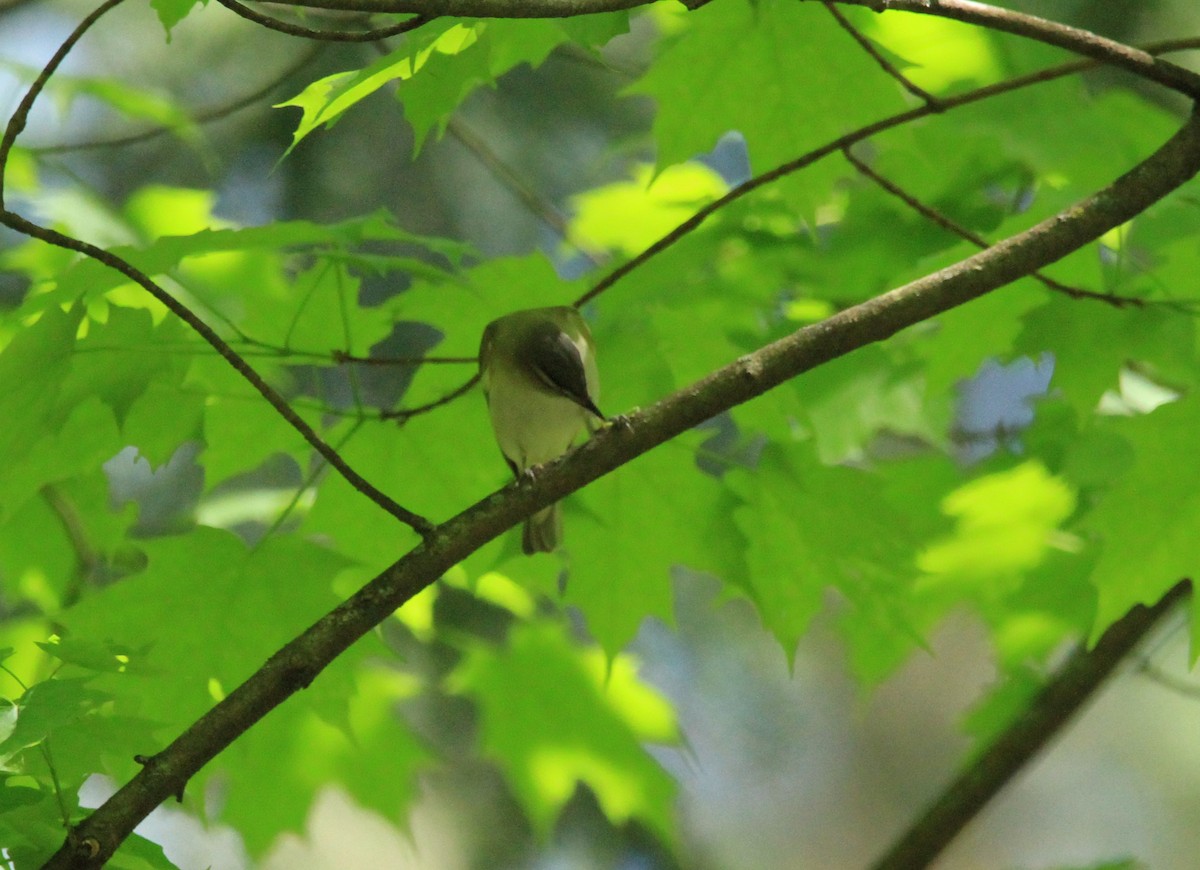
[2,0,1200,867]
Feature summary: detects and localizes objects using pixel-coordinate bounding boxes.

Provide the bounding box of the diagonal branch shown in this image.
[575,38,1200,308]
[252,0,1200,103]
[0,0,434,538]
[872,579,1192,870]
[840,145,1194,311]
[829,0,1200,98]
[248,0,653,16]
[214,0,431,41]
[44,98,1200,870]
[31,44,326,154]
[822,0,942,107]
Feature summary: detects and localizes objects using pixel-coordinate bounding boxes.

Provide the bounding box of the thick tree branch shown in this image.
[44,101,1200,869]
[872,579,1192,870]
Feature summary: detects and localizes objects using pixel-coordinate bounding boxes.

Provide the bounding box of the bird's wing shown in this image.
[522,321,605,419]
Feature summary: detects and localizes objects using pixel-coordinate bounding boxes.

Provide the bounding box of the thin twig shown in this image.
[0,0,127,208]
[381,372,481,421]
[446,115,607,267]
[822,0,942,108]
[575,38,1200,308]
[228,0,659,17]
[0,0,434,538]
[31,44,326,155]
[41,740,73,830]
[840,146,1195,311]
[42,484,102,608]
[1136,657,1200,700]
[214,0,430,42]
[331,349,476,365]
[871,579,1192,869]
[834,0,1200,98]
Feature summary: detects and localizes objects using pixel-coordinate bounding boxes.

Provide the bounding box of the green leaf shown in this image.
[0,305,86,519]
[107,834,178,870]
[793,346,950,463]
[151,0,203,35]
[37,637,148,675]
[564,439,743,656]
[454,621,677,842]
[1078,397,1200,641]
[916,282,1047,396]
[0,678,109,768]
[0,783,72,867]
[568,162,728,256]
[220,663,427,854]
[0,62,198,142]
[1016,298,1195,416]
[58,528,351,728]
[727,445,927,662]
[36,208,465,312]
[632,0,908,212]
[917,460,1077,602]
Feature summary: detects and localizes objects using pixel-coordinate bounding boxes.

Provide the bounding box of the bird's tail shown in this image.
[523,502,562,555]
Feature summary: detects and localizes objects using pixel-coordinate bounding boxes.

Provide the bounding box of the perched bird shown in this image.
[479,307,604,554]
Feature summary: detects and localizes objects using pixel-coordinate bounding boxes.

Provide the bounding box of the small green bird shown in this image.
[479,306,604,554]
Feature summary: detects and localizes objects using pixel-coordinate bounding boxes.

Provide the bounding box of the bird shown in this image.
[479,306,604,554]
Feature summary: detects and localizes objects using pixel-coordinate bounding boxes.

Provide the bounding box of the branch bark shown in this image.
[872,579,1192,870]
[44,102,1200,869]
[837,0,1200,98]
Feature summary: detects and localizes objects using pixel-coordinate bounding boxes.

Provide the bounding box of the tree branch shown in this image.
[0,0,435,539]
[840,145,1194,311]
[871,579,1192,870]
[251,0,650,16]
[831,0,1200,98]
[214,0,430,41]
[822,0,942,107]
[31,44,326,154]
[576,38,1200,308]
[249,0,1200,103]
[44,98,1200,869]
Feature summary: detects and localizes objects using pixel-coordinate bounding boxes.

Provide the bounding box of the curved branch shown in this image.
[0,0,434,538]
[249,0,1200,100]
[249,0,649,16]
[832,0,1200,98]
[0,214,435,537]
[575,37,1200,307]
[822,0,941,107]
[840,146,1195,311]
[32,45,326,154]
[44,98,1200,870]
[214,0,431,41]
[0,0,127,203]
